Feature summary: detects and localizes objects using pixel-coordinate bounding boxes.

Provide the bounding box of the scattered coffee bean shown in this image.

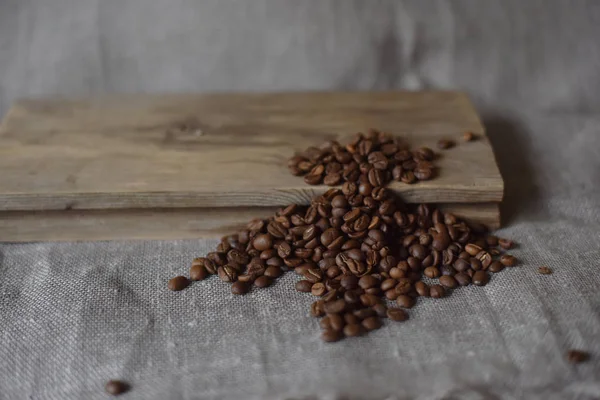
[231,281,249,295]
[566,349,589,364]
[500,254,518,267]
[488,261,505,273]
[396,295,415,308]
[498,238,514,249]
[362,316,382,331]
[538,266,552,275]
[295,280,313,293]
[439,275,458,289]
[454,272,471,286]
[189,264,207,281]
[168,276,190,291]
[321,329,342,342]
[472,271,490,286]
[254,276,272,288]
[437,139,455,149]
[311,282,327,296]
[430,284,445,299]
[372,303,388,317]
[105,380,129,396]
[343,324,364,337]
[387,308,408,322]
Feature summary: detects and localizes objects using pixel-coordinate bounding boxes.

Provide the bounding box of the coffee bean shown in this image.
[538,266,552,275]
[439,275,458,289]
[254,276,271,288]
[362,316,382,331]
[218,265,238,282]
[341,275,359,290]
[396,295,415,308]
[414,281,430,297]
[437,139,455,149]
[566,349,589,364]
[463,131,475,141]
[105,380,129,396]
[454,258,470,272]
[372,303,388,317]
[395,278,412,295]
[343,290,361,305]
[472,271,490,286]
[498,238,514,249]
[252,234,273,251]
[430,284,445,298]
[311,282,327,296]
[440,265,456,276]
[488,261,504,273]
[324,299,347,314]
[465,243,482,256]
[380,278,398,292]
[353,308,376,320]
[385,289,399,300]
[358,275,379,289]
[343,324,364,337]
[189,264,207,281]
[424,266,440,279]
[328,313,345,331]
[168,276,190,291]
[264,266,282,278]
[389,267,406,279]
[311,301,325,317]
[295,280,313,293]
[360,294,379,307]
[454,272,472,286]
[231,281,249,295]
[500,254,518,267]
[321,329,342,342]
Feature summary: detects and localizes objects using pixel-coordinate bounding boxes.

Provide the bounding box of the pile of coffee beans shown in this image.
[170,130,520,342]
[288,129,436,186]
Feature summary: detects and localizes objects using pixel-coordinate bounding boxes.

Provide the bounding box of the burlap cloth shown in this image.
[1,1,599,399]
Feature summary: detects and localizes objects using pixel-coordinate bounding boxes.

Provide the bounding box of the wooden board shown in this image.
[0,203,500,243]
[0,91,502,212]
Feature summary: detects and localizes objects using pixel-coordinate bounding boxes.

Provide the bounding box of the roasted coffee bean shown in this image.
[400,171,416,184]
[324,299,347,314]
[319,316,332,330]
[472,271,490,286]
[396,295,415,308]
[372,303,388,318]
[321,329,342,342]
[465,243,482,256]
[343,324,364,337]
[277,242,292,259]
[385,289,399,300]
[414,281,430,297]
[538,266,553,275]
[189,264,207,281]
[488,261,504,273]
[358,275,379,289]
[360,294,380,307]
[328,313,345,331]
[424,266,440,279]
[440,265,456,276]
[168,276,190,291]
[254,276,271,288]
[105,380,129,396]
[395,278,412,295]
[311,300,326,317]
[437,139,455,149]
[470,258,483,271]
[353,308,377,320]
[253,234,273,251]
[340,275,359,290]
[430,284,445,299]
[343,290,361,305]
[566,349,589,364]
[295,280,313,293]
[227,249,249,265]
[387,308,408,322]
[501,254,518,266]
[381,278,398,292]
[454,258,470,272]
[311,282,327,296]
[302,268,323,283]
[463,131,475,141]
[362,316,382,331]
[389,267,406,280]
[498,238,514,249]
[218,266,238,283]
[439,275,458,289]
[476,251,493,269]
[454,272,472,286]
[344,313,360,325]
[231,281,249,295]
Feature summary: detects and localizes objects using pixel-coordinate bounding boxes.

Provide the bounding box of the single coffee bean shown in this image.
[454,272,472,286]
[372,303,388,318]
[105,380,129,396]
[168,276,190,291]
[264,266,282,278]
[538,266,552,275]
[440,265,456,276]
[501,254,518,266]
[381,278,398,292]
[387,308,408,322]
[340,275,359,290]
[328,313,345,331]
[321,329,342,342]
[311,282,327,296]
[437,139,455,149]
[362,316,382,331]
[389,267,406,279]
[218,265,238,282]
[488,261,504,273]
[295,280,313,293]
[414,281,430,297]
[343,324,364,337]
[424,266,440,279]
[470,258,483,271]
[343,290,361,305]
[395,278,412,295]
[498,238,514,249]
[439,275,458,289]
[566,349,589,364]
[396,295,415,308]
[358,275,379,289]
[311,300,325,317]
[430,284,445,299]
[385,289,399,300]
[472,271,490,286]
[353,307,376,320]
[454,258,470,272]
[360,294,380,307]
[465,243,482,256]
[189,264,207,281]
[319,316,332,330]
[344,313,360,325]
[252,234,273,251]
[231,281,249,295]
[254,275,271,288]
[324,299,347,314]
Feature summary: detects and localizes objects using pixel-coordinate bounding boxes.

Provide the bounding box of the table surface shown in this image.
[1,1,599,399]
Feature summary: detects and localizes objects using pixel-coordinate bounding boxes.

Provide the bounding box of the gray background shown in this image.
[1,1,600,399]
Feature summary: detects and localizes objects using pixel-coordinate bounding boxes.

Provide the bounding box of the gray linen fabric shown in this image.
[1,1,600,399]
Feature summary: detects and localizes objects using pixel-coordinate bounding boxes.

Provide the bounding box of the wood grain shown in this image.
[0,91,502,211]
[0,203,499,243]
